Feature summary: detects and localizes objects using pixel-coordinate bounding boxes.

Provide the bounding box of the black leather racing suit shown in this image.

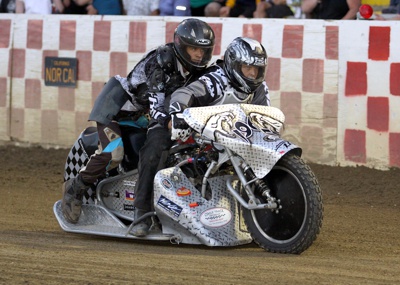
[132,58,210,212]
[79,45,174,185]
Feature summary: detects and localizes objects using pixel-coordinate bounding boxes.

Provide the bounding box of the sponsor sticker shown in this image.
[124,204,135,211]
[275,141,292,151]
[157,195,182,217]
[125,190,135,201]
[196,39,211,45]
[123,180,136,187]
[176,187,191,196]
[200,208,232,228]
[162,178,173,190]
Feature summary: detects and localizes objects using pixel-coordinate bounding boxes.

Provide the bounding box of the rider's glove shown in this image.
[171,113,191,141]
[170,101,191,141]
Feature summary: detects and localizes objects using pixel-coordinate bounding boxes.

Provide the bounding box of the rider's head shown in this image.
[224,37,268,93]
[173,18,215,73]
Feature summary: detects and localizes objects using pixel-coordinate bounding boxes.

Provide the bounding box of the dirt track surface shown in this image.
[0,145,399,285]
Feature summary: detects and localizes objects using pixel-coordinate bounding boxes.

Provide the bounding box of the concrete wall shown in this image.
[0,14,399,169]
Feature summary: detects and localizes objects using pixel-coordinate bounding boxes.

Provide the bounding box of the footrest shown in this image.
[53,200,172,240]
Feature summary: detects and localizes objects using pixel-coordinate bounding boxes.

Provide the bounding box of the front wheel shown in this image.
[242,153,323,254]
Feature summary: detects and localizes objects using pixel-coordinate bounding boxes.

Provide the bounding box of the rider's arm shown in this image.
[148,91,170,126]
[146,66,171,127]
[169,84,199,109]
[169,66,224,111]
[251,82,271,106]
[147,74,185,128]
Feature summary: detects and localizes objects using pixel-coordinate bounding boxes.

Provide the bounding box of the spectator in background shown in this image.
[204,0,226,16]
[377,0,400,20]
[190,0,213,16]
[0,0,16,13]
[375,13,400,20]
[287,0,302,18]
[74,0,122,15]
[123,0,160,15]
[301,0,360,20]
[61,0,88,14]
[381,0,400,13]
[16,0,63,14]
[219,0,260,18]
[159,0,191,16]
[253,0,294,18]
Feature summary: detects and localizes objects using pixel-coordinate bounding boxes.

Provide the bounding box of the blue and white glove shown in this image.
[171,112,192,141]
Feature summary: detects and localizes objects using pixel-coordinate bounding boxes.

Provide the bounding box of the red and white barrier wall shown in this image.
[0,14,399,169]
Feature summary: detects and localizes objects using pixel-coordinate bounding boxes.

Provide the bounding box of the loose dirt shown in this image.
[0,145,399,285]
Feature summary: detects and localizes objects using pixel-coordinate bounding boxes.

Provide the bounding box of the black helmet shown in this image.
[173,18,215,73]
[224,37,268,93]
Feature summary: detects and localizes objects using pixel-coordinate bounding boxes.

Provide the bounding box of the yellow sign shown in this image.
[362,0,390,5]
[44,57,77,87]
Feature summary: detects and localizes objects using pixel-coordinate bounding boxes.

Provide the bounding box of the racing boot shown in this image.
[131,208,152,237]
[61,174,89,224]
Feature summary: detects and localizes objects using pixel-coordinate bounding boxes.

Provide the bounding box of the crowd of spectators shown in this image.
[0,0,324,18]
[0,0,398,21]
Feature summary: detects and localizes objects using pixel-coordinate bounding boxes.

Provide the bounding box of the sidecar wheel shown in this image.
[242,153,323,254]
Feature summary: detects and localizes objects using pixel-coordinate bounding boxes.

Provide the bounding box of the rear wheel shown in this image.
[242,153,323,254]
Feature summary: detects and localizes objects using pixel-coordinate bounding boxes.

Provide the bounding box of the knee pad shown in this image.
[108,145,124,170]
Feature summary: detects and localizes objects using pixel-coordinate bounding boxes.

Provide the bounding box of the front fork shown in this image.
[172,143,281,212]
[224,148,282,213]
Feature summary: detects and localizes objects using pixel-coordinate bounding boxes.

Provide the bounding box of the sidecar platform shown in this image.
[53,200,172,241]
